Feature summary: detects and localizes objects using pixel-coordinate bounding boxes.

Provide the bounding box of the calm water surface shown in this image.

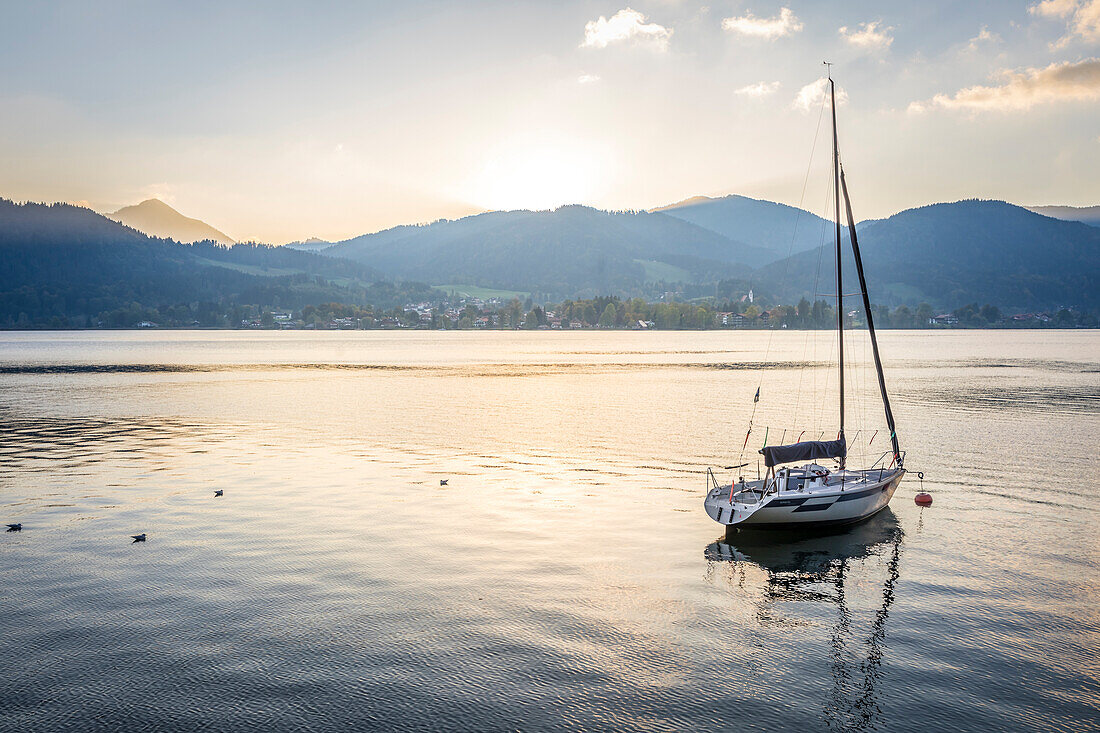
[1,330,1098,731]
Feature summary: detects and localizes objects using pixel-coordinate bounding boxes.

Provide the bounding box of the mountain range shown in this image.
[2,193,1098,327]
[313,196,1098,310]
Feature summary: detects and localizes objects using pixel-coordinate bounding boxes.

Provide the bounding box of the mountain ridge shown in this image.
[754,199,1100,311]
[324,205,773,299]
[1025,204,1100,228]
[651,193,835,261]
[293,197,1100,309]
[2,195,1097,321]
[109,198,236,245]
[0,199,437,327]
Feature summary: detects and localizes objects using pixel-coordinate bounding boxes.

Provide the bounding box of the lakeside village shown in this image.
[225,294,1096,331]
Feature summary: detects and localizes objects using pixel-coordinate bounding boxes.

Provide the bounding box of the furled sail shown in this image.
[840,167,902,466]
[760,438,847,468]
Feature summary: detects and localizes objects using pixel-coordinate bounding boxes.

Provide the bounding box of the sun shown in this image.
[464,133,606,212]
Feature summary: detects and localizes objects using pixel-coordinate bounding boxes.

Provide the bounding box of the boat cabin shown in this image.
[776,464,831,492]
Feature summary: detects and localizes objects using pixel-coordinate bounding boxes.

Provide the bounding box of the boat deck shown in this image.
[727,467,899,506]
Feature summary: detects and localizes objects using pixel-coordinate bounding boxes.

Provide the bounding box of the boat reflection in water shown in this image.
[705,510,904,732]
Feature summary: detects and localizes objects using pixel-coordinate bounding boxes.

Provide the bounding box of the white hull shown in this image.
[705,467,904,529]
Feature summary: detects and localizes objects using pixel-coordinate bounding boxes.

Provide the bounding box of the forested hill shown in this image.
[755,200,1100,311]
[324,205,773,299]
[652,194,834,261]
[0,200,437,327]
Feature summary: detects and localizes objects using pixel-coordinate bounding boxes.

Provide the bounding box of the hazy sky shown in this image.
[1,1,1098,242]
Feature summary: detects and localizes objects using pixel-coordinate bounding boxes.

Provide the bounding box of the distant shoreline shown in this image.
[1,325,1095,333]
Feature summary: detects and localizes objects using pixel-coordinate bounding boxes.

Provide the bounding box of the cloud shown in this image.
[1067,0,1100,42]
[908,57,1100,112]
[140,183,176,204]
[582,8,672,51]
[793,78,848,112]
[1029,0,1100,46]
[839,21,894,50]
[967,25,1002,50]
[721,7,803,40]
[577,74,601,84]
[736,81,781,97]
[1030,0,1079,18]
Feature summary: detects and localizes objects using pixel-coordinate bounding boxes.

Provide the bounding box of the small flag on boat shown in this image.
[753,387,760,404]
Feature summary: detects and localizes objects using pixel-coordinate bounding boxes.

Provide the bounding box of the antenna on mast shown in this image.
[824,61,832,79]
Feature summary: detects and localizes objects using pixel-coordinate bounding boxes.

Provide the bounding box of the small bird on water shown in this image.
[440,480,448,486]
[6,523,21,532]
[131,533,146,542]
[214,490,223,497]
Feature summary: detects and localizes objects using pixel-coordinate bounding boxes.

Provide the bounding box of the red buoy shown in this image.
[915,492,933,506]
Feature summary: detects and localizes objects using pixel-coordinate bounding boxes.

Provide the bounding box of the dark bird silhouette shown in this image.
[131,533,146,542]
[6,523,21,532]
[440,479,448,486]
[214,490,223,497]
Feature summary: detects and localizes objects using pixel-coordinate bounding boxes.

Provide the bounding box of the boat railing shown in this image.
[867,450,906,480]
[755,474,781,504]
[706,467,721,492]
[709,466,774,508]
[736,483,773,508]
[711,465,803,508]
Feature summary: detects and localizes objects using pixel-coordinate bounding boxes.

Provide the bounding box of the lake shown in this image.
[1,329,1097,731]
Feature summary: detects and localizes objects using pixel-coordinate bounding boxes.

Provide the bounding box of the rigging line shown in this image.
[830,74,845,451]
[847,325,864,466]
[787,77,831,259]
[862,305,871,466]
[792,85,831,440]
[806,172,832,434]
[809,116,836,434]
[739,86,829,473]
[816,184,837,434]
[751,423,889,441]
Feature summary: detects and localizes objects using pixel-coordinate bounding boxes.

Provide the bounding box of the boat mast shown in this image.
[829,66,845,464]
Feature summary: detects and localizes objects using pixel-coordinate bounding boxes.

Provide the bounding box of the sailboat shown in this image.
[704,72,905,530]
